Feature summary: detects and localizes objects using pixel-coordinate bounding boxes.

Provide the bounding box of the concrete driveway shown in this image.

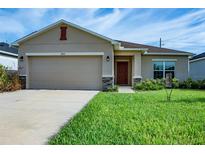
[0,90,98,145]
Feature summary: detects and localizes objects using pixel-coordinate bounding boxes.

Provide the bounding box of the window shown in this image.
[153,62,163,79]
[60,26,67,40]
[153,61,175,79]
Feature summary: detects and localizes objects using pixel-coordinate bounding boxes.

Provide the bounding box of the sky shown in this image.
[0,8,205,54]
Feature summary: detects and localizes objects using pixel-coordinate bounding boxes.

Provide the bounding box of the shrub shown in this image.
[7,73,21,91]
[179,78,205,89]
[172,78,179,88]
[133,79,165,91]
[199,80,205,89]
[0,64,21,92]
[107,85,118,92]
[0,65,10,91]
[191,80,200,89]
[185,78,193,89]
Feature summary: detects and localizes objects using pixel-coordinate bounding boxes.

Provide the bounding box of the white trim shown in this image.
[19,74,27,76]
[189,57,205,63]
[0,50,18,57]
[102,75,113,78]
[12,19,118,46]
[133,76,142,78]
[115,59,130,62]
[25,52,104,56]
[143,52,192,56]
[116,47,148,51]
[152,59,177,62]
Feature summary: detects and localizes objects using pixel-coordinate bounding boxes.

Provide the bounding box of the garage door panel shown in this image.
[29,56,102,90]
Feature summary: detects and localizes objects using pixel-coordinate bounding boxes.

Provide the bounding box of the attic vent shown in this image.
[60,26,67,40]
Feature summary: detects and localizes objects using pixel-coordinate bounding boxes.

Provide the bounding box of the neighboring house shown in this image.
[0,42,18,70]
[12,19,192,90]
[189,52,205,80]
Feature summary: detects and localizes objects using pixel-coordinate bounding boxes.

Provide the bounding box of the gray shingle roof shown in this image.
[190,52,205,60]
[117,40,192,55]
[0,42,18,55]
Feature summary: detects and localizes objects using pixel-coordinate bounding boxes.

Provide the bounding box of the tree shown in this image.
[165,73,173,101]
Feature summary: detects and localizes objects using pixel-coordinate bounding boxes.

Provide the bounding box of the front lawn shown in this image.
[48,90,205,144]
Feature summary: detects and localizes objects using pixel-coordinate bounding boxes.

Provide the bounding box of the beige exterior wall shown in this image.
[141,55,189,81]
[18,24,113,77]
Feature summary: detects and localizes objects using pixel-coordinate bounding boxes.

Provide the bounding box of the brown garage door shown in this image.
[28,56,102,90]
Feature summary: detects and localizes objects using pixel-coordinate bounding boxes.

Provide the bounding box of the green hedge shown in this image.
[179,78,205,89]
[133,79,165,91]
[133,78,205,91]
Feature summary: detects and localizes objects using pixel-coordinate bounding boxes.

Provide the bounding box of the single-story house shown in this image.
[0,42,18,70]
[12,19,192,90]
[189,52,205,80]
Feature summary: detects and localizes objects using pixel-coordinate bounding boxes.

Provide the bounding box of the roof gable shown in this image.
[13,19,118,46]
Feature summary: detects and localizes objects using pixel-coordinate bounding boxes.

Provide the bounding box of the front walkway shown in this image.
[118,86,134,93]
[0,90,98,144]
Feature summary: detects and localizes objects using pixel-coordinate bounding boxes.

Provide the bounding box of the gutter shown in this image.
[0,50,18,58]
[143,52,193,56]
[189,57,205,63]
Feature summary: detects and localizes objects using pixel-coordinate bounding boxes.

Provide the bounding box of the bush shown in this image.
[191,80,200,89]
[7,73,21,91]
[179,78,205,89]
[0,64,21,92]
[134,77,205,91]
[133,79,165,91]
[107,85,118,92]
[0,65,10,91]
[172,78,179,88]
[199,80,205,89]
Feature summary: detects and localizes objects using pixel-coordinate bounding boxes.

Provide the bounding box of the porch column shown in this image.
[133,53,142,85]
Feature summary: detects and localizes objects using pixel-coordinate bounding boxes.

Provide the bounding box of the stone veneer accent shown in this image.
[19,76,26,89]
[102,77,113,91]
[133,77,142,84]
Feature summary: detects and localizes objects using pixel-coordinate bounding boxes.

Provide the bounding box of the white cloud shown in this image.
[0,16,25,34]
[0,8,205,53]
[106,9,205,53]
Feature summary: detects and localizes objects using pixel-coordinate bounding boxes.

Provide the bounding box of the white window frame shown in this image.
[153,60,176,79]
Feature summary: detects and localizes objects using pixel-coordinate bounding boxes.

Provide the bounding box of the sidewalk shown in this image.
[118,86,134,93]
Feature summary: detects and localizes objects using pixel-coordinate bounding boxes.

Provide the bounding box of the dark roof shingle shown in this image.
[190,52,205,60]
[0,42,18,55]
[117,40,192,54]
[0,42,18,58]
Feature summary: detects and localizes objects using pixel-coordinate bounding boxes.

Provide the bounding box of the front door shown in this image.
[117,62,128,85]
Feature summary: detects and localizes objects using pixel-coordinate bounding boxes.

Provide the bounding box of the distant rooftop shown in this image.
[190,52,205,61]
[0,42,18,57]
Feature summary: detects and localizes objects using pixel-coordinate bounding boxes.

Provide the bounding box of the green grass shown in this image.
[48,90,205,145]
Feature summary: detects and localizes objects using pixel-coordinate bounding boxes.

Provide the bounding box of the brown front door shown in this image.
[117,62,128,85]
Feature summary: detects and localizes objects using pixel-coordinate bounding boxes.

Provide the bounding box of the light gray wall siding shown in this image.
[189,59,205,80]
[18,24,113,76]
[141,55,189,81]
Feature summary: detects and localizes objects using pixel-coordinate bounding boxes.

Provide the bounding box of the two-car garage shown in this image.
[28,56,102,90]
[15,20,115,91]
